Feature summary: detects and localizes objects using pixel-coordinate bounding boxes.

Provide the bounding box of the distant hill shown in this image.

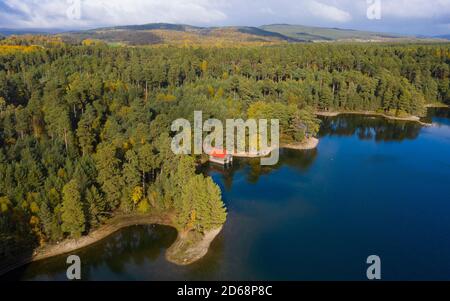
[260,24,405,41]
[0,28,63,36]
[2,23,442,46]
[234,26,304,42]
[435,34,450,40]
[102,23,201,31]
[59,23,305,46]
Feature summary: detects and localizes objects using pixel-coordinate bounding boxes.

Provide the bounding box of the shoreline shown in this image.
[315,110,432,126]
[424,103,449,108]
[166,227,223,265]
[232,137,320,159]
[231,106,446,160]
[0,213,222,276]
[281,137,319,150]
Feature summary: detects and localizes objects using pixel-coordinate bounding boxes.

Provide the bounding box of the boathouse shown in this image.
[209,148,233,165]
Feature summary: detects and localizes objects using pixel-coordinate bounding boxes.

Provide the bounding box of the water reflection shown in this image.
[422,107,450,126]
[207,148,318,188]
[5,225,178,281]
[204,110,450,188]
[206,110,450,186]
[318,114,424,142]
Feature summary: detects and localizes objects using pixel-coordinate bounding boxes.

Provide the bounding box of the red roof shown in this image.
[209,148,228,159]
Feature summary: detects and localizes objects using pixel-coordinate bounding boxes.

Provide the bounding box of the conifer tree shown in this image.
[61,179,86,238]
[76,104,97,156]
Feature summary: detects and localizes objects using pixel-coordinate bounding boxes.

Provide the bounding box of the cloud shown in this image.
[0,0,228,28]
[381,0,450,19]
[306,0,352,22]
[0,0,449,35]
[259,7,275,15]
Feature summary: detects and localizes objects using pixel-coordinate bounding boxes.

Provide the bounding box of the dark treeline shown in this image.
[0,42,449,259]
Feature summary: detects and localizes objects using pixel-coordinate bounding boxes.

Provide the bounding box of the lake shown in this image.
[4,108,450,281]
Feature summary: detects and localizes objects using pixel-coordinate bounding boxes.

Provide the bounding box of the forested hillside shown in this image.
[59,24,298,46]
[57,23,427,45]
[0,41,449,260]
[260,24,404,41]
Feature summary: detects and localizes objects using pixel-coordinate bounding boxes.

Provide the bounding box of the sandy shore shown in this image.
[424,103,449,108]
[233,137,320,159]
[166,227,223,265]
[315,111,431,126]
[0,213,223,276]
[281,137,319,150]
[233,149,275,158]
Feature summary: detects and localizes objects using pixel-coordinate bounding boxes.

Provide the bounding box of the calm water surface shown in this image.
[4,109,450,281]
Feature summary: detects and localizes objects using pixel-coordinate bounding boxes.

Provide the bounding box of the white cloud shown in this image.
[0,0,228,28]
[259,7,275,15]
[381,0,450,19]
[306,0,352,22]
[0,0,449,35]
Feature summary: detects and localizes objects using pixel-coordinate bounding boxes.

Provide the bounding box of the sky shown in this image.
[0,0,449,36]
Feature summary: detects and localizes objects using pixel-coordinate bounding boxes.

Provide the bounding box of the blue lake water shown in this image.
[4,109,450,281]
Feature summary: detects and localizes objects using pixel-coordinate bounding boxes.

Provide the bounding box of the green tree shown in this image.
[43,95,73,152]
[85,185,105,227]
[94,144,124,209]
[177,175,227,233]
[76,104,97,156]
[61,179,86,238]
